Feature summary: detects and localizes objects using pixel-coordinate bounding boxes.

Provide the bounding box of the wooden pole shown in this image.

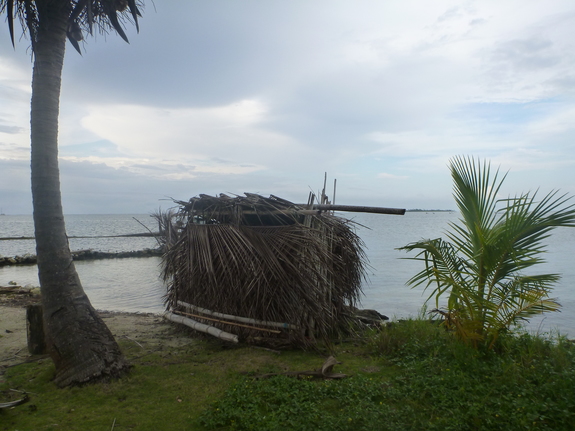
[172,310,282,334]
[309,204,405,215]
[164,312,239,343]
[177,301,299,330]
[228,205,406,217]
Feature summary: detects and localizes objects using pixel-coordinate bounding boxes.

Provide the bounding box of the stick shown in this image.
[10,388,38,396]
[122,335,144,348]
[250,346,281,354]
[133,217,162,247]
[111,418,116,431]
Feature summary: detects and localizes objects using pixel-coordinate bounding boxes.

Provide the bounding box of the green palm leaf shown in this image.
[400,156,575,349]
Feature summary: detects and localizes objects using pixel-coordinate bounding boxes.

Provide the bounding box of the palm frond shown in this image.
[6,0,14,47]
[2,0,142,53]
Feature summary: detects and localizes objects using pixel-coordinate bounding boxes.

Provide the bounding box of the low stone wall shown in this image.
[0,248,163,267]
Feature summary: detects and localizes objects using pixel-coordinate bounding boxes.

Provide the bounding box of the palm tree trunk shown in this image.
[30,3,129,387]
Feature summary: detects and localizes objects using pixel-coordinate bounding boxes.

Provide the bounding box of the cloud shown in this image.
[0,59,31,153]
[77,99,317,174]
[0,142,29,160]
[1,1,575,214]
[0,124,24,134]
[61,140,127,158]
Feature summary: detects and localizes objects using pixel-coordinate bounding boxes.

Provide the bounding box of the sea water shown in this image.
[1,213,574,336]
[352,211,575,337]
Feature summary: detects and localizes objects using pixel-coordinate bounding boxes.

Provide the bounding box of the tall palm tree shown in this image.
[1,0,141,387]
[400,156,575,349]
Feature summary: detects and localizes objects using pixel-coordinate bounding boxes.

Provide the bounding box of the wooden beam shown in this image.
[309,204,406,215]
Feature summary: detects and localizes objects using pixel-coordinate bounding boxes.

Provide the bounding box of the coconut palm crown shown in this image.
[400,156,575,349]
[3,0,140,54]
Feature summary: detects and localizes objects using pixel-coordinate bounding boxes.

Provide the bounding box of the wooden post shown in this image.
[26,304,47,354]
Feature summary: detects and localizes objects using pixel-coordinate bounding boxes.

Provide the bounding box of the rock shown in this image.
[354,309,389,325]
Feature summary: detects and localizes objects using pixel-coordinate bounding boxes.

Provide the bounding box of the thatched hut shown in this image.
[158,193,369,346]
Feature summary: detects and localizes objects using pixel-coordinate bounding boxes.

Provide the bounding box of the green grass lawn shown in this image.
[2,320,575,430]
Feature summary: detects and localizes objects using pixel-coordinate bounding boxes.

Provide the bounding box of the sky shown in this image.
[1,0,575,214]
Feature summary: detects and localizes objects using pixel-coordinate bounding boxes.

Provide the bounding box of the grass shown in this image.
[365,319,575,430]
[2,320,575,430]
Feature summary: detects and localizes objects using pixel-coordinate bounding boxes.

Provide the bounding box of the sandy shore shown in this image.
[0,292,191,381]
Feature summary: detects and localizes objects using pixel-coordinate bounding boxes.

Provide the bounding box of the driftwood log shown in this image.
[0,286,31,294]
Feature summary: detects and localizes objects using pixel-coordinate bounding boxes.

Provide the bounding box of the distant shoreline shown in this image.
[406,209,455,212]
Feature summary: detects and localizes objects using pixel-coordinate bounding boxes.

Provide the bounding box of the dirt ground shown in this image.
[0,290,191,382]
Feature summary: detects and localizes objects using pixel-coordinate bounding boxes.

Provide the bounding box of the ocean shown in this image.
[1,212,574,337]
[0,214,164,314]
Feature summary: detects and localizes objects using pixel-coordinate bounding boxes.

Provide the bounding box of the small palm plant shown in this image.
[400,156,575,349]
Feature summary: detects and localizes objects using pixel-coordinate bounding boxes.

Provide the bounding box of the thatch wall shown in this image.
[158,193,367,346]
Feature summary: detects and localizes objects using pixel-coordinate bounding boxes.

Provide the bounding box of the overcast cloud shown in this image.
[1,0,575,214]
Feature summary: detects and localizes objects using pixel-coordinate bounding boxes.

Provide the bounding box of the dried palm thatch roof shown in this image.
[157,193,368,346]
